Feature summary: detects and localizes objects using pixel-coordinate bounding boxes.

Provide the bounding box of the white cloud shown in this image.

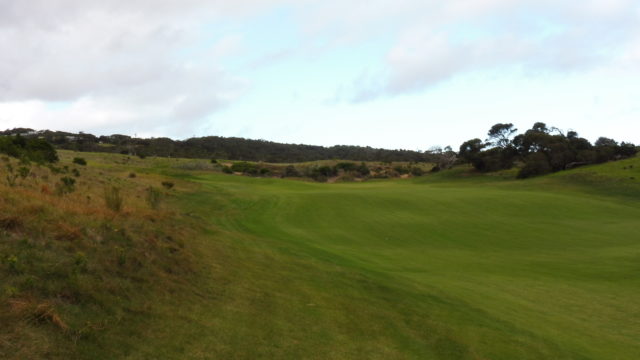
[0,0,267,136]
[1,0,639,137]
[320,0,640,101]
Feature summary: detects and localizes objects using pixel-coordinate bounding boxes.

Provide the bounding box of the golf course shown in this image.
[2,151,639,359]
[109,154,640,359]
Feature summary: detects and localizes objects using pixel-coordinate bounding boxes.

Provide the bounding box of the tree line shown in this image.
[459,123,638,178]
[1,128,437,163]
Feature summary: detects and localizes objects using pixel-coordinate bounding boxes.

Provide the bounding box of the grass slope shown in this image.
[135,155,640,359]
[2,151,639,359]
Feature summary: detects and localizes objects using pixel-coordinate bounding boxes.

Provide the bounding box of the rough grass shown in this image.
[2,151,639,359]
[0,151,195,359]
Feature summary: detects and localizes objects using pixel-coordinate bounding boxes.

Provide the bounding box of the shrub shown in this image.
[259,168,270,176]
[518,153,552,179]
[411,166,424,176]
[356,163,370,176]
[231,161,259,175]
[104,186,123,212]
[55,176,76,195]
[18,166,31,180]
[393,165,410,175]
[146,186,162,210]
[0,135,58,163]
[48,165,63,174]
[222,166,233,174]
[210,159,218,164]
[129,172,136,178]
[73,157,87,166]
[71,168,81,177]
[336,162,357,172]
[283,165,299,177]
[161,181,174,190]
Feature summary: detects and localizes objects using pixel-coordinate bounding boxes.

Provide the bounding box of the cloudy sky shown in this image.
[1,0,639,150]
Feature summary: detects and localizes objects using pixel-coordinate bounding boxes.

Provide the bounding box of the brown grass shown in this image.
[0,153,195,359]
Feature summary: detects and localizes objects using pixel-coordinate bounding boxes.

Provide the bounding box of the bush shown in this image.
[55,176,76,195]
[411,166,424,176]
[210,159,218,164]
[518,153,552,179]
[146,186,162,210]
[336,162,357,172]
[72,168,81,177]
[161,181,175,190]
[283,165,299,177]
[231,161,259,175]
[104,186,123,212]
[129,172,136,178]
[356,163,370,176]
[0,135,58,163]
[393,165,410,175]
[222,166,233,174]
[18,166,31,180]
[73,157,87,166]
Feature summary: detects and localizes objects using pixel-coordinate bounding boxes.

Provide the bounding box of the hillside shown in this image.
[1,128,435,163]
[1,151,639,359]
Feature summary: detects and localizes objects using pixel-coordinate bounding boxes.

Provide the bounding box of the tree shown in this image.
[595,137,617,147]
[518,153,552,178]
[532,122,549,133]
[487,123,517,148]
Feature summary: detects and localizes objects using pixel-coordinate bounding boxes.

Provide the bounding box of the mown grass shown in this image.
[126,155,640,359]
[2,151,639,359]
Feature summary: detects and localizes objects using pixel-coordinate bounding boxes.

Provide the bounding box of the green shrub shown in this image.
[0,135,58,163]
[231,161,259,175]
[518,153,552,179]
[222,166,233,174]
[129,172,137,178]
[55,176,76,195]
[210,159,218,164]
[336,162,357,172]
[17,166,31,180]
[411,166,424,176]
[283,165,299,177]
[104,186,123,212]
[73,157,87,166]
[72,168,81,177]
[357,163,370,176]
[393,165,410,175]
[146,186,162,210]
[48,165,63,174]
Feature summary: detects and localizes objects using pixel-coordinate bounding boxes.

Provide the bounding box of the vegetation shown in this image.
[2,128,438,163]
[459,122,637,177]
[73,157,87,166]
[146,186,162,210]
[0,151,193,359]
[1,141,639,359]
[103,186,123,212]
[0,135,58,163]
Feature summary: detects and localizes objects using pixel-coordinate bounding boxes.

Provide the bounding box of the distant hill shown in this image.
[0,128,435,163]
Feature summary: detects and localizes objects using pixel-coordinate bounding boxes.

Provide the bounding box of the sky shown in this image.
[0,0,639,151]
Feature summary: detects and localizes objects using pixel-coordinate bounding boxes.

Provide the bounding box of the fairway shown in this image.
[120,162,640,360]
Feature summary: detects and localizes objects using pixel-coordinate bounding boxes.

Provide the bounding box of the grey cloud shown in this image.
[0,0,263,135]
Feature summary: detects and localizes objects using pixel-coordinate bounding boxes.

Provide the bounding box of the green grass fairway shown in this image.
[106,156,640,360]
